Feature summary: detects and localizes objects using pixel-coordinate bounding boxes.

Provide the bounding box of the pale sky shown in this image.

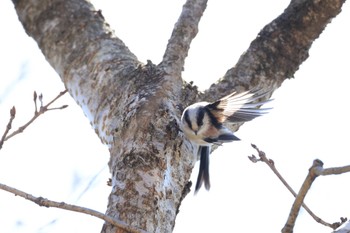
[1,1,350,233]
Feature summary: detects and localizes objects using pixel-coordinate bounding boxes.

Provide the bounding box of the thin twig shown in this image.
[0,107,16,150]
[249,144,346,230]
[249,144,296,197]
[0,182,148,233]
[4,90,68,141]
[41,90,67,109]
[34,91,38,113]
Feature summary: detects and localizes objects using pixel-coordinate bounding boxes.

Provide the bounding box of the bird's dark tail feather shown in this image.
[217,133,240,142]
[195,146,210,194]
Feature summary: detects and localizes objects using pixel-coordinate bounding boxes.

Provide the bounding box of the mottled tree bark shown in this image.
[12,0,345,232]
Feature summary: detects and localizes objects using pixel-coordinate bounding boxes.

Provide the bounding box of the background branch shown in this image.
[249,144,347,232]
[0,182,147,233]
[0,107,16,150]
[281,160,348,233]
[282,159,323,233]
[316,165,350,176]
[3,90,67,142]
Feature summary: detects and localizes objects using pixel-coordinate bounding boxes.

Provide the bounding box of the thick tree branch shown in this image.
[12,1,188,232]
[0,182,147,233]
[186,0,347,140]
[13,0,138,79]
[202,0,346,102]
[12,0,140,146]
[160,0,207,77]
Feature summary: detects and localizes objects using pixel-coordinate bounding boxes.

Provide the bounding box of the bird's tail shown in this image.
[195,146,210,194]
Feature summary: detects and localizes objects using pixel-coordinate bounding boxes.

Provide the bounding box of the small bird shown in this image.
[181,89,271,193]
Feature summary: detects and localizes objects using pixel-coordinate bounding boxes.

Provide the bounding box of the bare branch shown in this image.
[249,144,345,231]
[4,90,68,141]
[160,0,208,76]
[0,182,148,233]
[316,165,350,176]
[33,91,38,113]
[249,144,296,197]
[281,160,347,233]
[42,90,68,110]
[0,106,16,150]
[38,93,44,108]
[282,159,322,233]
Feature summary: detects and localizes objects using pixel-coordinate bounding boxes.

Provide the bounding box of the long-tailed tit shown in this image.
[181,89,271,193]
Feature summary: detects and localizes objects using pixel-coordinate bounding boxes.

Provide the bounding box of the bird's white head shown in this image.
[180,102,212,145]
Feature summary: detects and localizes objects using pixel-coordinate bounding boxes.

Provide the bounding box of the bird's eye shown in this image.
[184,110,192,130]
[197,108,205,128]
[197,120,203,127]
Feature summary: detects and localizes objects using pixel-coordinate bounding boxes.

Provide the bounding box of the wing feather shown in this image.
[207,89,272,123]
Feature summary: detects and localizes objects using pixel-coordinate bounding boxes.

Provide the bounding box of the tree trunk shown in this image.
[12,0,345,232]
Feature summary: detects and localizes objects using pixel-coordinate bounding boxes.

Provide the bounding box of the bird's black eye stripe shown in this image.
[184,110,192,130]
[205,108,222,129]
[197,107,205,127]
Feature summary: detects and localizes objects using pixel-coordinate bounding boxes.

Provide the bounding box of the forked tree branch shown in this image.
[0,182,148,233]
[249,144,348,232]
[282,159,349,233]
[3,90,68,143]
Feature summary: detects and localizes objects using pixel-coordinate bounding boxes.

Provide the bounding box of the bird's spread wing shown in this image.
[207,89,271,123]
